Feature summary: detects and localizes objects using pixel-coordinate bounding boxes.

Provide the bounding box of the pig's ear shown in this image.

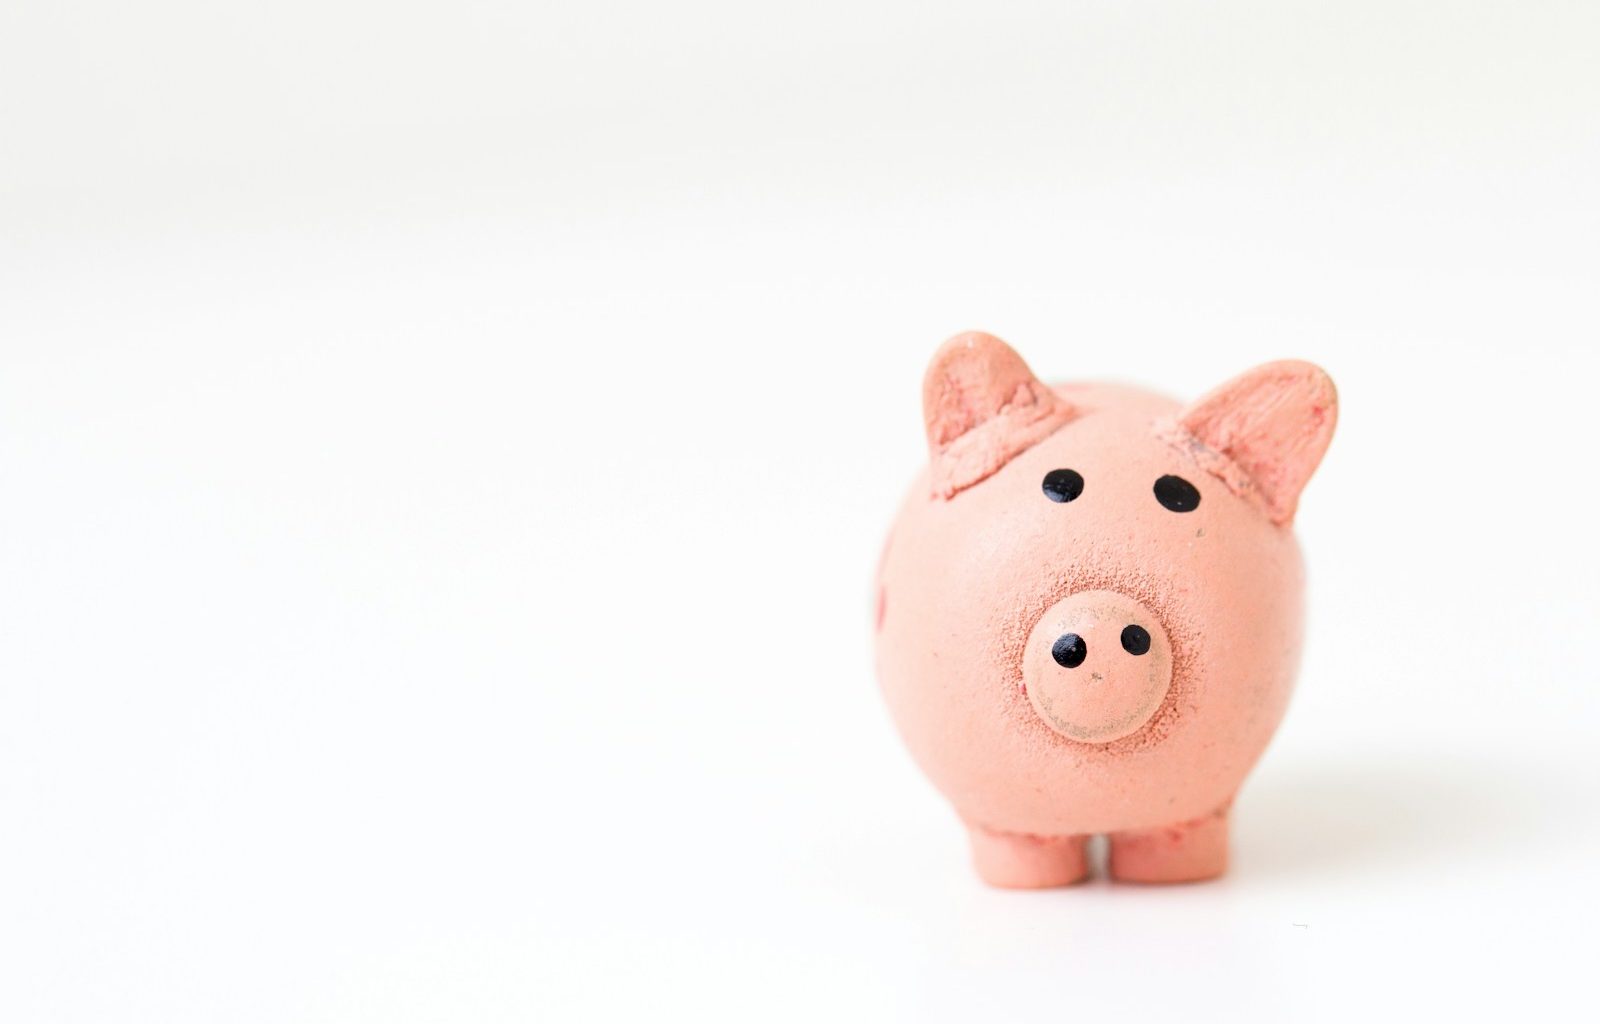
[1174,360,1337,526]
[922,331,1076,498]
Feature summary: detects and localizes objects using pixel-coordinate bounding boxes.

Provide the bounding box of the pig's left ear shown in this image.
[1173,360,1337,526]
[923,331,1077,498]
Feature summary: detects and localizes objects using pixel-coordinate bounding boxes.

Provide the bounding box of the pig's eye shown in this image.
[1041,469,1084,503]
[1153,474,1201,513]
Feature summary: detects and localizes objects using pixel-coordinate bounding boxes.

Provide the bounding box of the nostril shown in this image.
[1120,624,1151,656]
[1051,633,1087,668]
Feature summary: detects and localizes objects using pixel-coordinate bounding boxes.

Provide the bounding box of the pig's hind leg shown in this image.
[1108,803,1232,883]
[966,825,1090,888]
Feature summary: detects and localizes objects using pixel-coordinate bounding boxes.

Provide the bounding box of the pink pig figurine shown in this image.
[874,332,1337,887]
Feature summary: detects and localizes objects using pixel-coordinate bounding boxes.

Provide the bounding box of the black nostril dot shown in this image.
[1052,633,1087,668]
[1120,624,1151,656]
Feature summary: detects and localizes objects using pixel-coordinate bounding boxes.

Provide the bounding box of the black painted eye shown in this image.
[1052,633,1087,668]
[1153,474,1201,512]
[1120,624,1151,656]
[1042,469,1084,503]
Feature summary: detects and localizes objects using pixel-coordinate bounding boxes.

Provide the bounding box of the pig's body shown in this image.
[875,336,1335,886]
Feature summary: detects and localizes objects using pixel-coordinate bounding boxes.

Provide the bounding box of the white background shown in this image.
[3,2,1597,1020]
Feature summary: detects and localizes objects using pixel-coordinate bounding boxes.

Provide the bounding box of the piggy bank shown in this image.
[875,332,1337,886]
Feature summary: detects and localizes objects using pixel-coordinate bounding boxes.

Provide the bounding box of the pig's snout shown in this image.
[1023,590,1172,744]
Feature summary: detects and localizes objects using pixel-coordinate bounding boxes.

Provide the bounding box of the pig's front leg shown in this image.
[1108,803,1232,883]
[966,825,1090,888]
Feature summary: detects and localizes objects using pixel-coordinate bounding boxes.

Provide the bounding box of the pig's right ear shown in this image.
[1172,360,1337,526]
[922,331,1076,499]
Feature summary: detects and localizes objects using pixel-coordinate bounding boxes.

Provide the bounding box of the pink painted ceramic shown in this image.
[875,331,1337,887]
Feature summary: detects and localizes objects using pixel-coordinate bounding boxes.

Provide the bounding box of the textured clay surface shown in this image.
[875,331,1336,887]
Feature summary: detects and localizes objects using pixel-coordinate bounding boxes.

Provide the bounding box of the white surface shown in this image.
[3,2,1598,1020]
